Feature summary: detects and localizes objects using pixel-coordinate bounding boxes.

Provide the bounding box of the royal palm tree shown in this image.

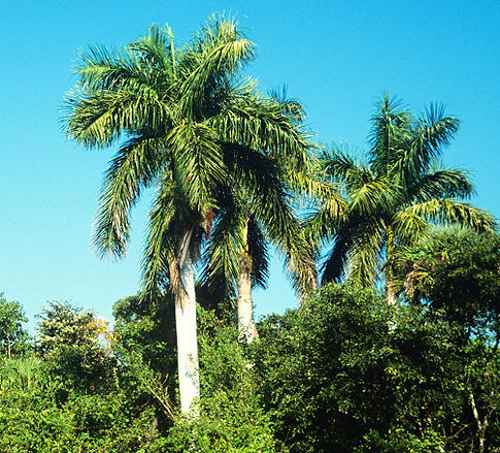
[310,96,495,304]
[64,19,308,413]
[202,96,318,343]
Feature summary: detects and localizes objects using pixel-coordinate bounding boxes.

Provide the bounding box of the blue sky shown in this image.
[1,1,499,326]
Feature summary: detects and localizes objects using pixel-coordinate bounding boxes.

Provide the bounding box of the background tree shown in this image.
[0,294,30,358]
[310,96,495,303]
[251,283,499,452]
[394,227,500,452]
[36,301,113,392]
[395,227,499,339]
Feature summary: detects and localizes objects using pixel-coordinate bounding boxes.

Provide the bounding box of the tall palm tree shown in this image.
[64,19,308,413]
[309,96,495,304]
[201,96,318,343]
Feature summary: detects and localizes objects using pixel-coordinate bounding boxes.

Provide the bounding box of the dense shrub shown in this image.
[0,356,164,452]
[252,283,499,452]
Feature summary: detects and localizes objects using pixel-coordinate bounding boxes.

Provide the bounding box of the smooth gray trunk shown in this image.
[174,253,200,415]
[238,256,258,344]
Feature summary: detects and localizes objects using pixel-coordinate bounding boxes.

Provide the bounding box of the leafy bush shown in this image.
[36,301,115,392]
[252,283,498,452]
[0,355,165,452]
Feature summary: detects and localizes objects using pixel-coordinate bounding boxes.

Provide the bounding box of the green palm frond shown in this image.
[347,220,386,286]
[397,105,459,183]
[201,198,246,292]
[404,199,495,232]
[212,93,309,163]
[409,167,474,201]
[368,95,412,175]
[65,86,171,148]
[93,134,167,257]
[168,121,225,212]
[349,177,399,216]
[179,19,254,119]
[321,228,353,284]
[321,148,373,188]
[142,174,185,295]
[247,217,270,289]
[128,25,175,72]
[391,209,429,246]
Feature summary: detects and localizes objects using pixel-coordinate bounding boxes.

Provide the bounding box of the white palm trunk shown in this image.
[238,250,258,344]
[174,253,200,415]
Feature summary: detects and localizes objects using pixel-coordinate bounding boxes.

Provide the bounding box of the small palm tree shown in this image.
[64,19,308,413]
[310,96,495,303]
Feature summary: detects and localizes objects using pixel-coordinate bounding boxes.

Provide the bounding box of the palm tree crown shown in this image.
[310,96,495,302]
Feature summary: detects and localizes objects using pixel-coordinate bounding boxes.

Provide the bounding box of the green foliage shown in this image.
[36,301,114,392]
[0,294,30,358]
[396,228,500,337]
[252,283,499,452]
[0,356,164,452]
[165,308,278,452]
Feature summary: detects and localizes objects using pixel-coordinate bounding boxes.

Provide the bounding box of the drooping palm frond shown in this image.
[347,219,386,287]
[403,199,495,232]
[141,172,179,295]
[215,88,309,154]
[247,216,271,289]
[320,228,353,284]
[200,194,246,293]
[408,167,474,202]
[349,176,399,217]
[93,134,167,257]
[168,121,226,212]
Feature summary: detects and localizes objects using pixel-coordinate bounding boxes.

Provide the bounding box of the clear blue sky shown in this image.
[1,1,499,326]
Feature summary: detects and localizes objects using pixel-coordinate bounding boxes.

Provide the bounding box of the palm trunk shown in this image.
[238,221,258,344]
[170,239,200,415]
[386,226,397,305]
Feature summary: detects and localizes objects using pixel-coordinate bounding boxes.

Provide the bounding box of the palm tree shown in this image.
[64,19,308,413]
[310,96,495,304]
[201,96,318,343]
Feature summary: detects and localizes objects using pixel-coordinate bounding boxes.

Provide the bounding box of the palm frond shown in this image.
[201,197,246,293]
[368,95,412,175]
[168,121,225,212]
[142,174,183,295]
[347,220,386,287]
[321,147,373,190]
[178,19,254,119]
[247,217,270,289]
[398,105,459,182]
[404,199,495,232]
[65,86,171,148]
[93,134,167,257]
[409,167,474,201]
[212,93,309,163]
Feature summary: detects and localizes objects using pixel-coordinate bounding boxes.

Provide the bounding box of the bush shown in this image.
[251,283,498,452]
[0,355,165,452]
